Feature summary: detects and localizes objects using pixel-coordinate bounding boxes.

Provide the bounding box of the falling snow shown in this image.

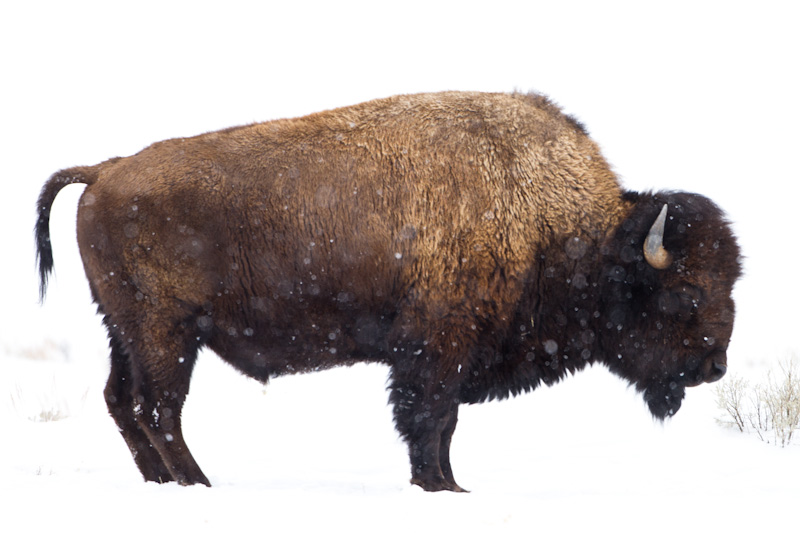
[3,2,799,531]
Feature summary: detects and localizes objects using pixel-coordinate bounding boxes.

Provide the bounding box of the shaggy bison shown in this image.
[36,91,741,492]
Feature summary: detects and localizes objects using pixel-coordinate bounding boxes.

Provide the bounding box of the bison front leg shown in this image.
[437,403,462,490]
[389,363,467,493]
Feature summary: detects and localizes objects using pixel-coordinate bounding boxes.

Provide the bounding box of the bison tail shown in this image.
[35,165,101,302]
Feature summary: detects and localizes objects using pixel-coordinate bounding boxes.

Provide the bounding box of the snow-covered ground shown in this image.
[2,1,798,531]
[4,352,798,530]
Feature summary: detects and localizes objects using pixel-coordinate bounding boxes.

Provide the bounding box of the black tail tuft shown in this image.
[35,166,100,302]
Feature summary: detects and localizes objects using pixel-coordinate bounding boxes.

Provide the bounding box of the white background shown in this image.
[1,1,798,531]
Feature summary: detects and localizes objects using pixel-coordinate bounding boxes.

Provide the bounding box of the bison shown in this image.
[36,91,741,492]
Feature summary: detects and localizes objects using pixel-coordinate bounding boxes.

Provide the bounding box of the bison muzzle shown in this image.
[36,91,742,492]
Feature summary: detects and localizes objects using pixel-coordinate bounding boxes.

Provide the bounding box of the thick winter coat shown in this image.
[36,91,742,491]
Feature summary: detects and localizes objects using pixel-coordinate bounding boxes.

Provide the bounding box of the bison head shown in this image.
[599,192,742,419]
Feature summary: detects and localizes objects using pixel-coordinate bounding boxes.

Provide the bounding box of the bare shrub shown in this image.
[760,359,800,447]
[715,356,800,447]
[714,374,748,432]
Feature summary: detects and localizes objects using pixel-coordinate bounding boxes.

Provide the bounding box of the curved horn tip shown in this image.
[644,204,673,269]
[655,203,668,224]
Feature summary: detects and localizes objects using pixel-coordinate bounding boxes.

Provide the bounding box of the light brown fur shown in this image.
[36,91,740,491]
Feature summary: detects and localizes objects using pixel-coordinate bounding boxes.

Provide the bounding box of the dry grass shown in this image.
[4,340,88,423]
[9,381,79,422]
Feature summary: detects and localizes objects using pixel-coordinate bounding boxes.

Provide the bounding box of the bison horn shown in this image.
[644,204,673,270]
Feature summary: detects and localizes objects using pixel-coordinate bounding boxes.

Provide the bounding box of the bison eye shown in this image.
[657,285,702,320]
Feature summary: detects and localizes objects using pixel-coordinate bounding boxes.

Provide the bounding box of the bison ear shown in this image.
[644,204,673,270]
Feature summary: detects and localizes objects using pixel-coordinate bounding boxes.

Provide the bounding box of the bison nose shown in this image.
[707,362,727,383]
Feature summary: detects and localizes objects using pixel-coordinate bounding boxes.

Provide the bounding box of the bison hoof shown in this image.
[410,477,469,493]
[174,472,212,487]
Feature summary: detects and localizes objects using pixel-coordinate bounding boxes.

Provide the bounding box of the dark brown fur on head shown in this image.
[596,191,742,418]
[457,190,741,421]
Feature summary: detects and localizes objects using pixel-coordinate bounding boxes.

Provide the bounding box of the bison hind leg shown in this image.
[105,337,174,483]
[103,312,210,486]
